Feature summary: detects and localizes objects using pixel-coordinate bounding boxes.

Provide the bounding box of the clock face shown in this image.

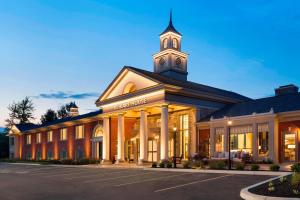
[175,57,182,66]
[159,58,165,66]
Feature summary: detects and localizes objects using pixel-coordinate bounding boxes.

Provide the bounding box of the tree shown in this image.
[0,129,9,158]
[57,102,75,119]
[6,97,35,127]
[40,109,58,124]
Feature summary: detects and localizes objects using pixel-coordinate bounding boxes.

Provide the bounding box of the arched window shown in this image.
[172,38,178,49]
[123,82,136,94]
[94,126,103,138]
[163,38,168,49]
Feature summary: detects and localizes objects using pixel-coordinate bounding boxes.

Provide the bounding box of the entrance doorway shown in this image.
[284,132,296,162]
[92,124,104,160]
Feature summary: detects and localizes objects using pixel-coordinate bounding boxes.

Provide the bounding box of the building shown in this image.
[8,13,300,164]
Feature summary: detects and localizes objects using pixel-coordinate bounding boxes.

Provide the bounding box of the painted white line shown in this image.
[44,170,94,177]
[30,167,83,175]
[154,174,234,193]
[83,171,158,184]
[65,170,131,180]
[115,173,188,187]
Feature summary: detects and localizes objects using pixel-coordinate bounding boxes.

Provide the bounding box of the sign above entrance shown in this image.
[113,98,147,111]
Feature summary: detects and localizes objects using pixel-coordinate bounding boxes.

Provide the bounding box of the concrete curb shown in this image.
[143,168,291,176]
[240,173,298,200]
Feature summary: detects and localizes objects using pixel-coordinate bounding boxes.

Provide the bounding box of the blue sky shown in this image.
[0,0,299,126]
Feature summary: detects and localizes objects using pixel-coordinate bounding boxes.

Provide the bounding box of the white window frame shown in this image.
[75,125,84,139]
[47,131,53,142]
[26,134,31,145]
[36,133,41,144]
[60,128,67,141]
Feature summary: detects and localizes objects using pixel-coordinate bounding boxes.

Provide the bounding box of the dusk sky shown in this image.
[0,0,299,127]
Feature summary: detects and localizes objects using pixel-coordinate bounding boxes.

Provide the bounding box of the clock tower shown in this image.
[153,11,188,81]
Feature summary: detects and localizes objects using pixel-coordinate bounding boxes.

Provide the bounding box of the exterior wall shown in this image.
[15,120,100,161]
[199,113,280,163]
[278,120,300,163]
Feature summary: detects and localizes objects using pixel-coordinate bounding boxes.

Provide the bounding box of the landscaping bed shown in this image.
[248,173,300,198]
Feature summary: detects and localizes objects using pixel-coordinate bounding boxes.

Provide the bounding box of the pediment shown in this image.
[97,67,160,102]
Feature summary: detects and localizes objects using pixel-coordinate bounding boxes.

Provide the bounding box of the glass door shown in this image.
[284,132,296,162]
[148,140,158,162]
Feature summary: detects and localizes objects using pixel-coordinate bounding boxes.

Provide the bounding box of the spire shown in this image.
[160,10,182,36]
[169,9,173,25]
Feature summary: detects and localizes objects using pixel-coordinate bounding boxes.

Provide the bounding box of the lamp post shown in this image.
[173,127,177,168]
[227,120,232,170]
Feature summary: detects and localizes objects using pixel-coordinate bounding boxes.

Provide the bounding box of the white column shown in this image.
[268,120,275,162]
[139,109,148,164]
[102,117,111,163]
[117,113,125,163]
[160,104,169,161]
[209,127,215,156]
[252,123,258,161]
[190,108,200,155]
[224,126,229,152]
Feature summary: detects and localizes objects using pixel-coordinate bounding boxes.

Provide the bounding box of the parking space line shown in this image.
[44,169,96,177]
[115,173,188,187]
[154,174,234,193]
[64,169,131,180]
[83,171,158,184]
[30,167,84,175]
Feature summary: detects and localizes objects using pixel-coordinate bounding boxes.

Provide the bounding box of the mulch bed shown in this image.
[249,174,300,198]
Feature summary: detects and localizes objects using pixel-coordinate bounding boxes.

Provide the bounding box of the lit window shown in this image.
[163,38,168,48]
[26,135,31,145]
[215,128,224,152]
[60,128,67,141]
[76,125,84,139]
[47,131,53,142]
[179,114,189,159]
[36,133,41,144]
[172,38,178,49]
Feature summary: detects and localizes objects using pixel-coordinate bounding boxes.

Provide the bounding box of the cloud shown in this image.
[36,91,99,100]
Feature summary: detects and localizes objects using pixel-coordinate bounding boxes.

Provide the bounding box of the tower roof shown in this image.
[160,11,182,36]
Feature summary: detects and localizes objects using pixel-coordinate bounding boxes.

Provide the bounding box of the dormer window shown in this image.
[123,82,136,94]
[172,38,178,49]
[163,38,168,49]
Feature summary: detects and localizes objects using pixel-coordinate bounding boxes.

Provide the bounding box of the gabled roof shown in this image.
[200,92,300,121]
[14,110,102,133]
[125,66,251,102]
[160,11,182,36]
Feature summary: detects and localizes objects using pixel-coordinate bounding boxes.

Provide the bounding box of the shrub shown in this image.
[61,159,73,165]
[152,162,157,168]
[208,160,225,170]
[192,160,204,168]
[291,163,300,173]
[78,158,90,165]
[166,161,172,168]
[235,163,245,170]
[269,164,280,171]
[89,159,99,164]
[159,162,165,168]
[183,161,192,169]
[268,181,275,192]
[292,173,300,188]
[251,164,260,171]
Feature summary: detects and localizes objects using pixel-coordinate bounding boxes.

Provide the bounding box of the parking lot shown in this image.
[0,163,272,200]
